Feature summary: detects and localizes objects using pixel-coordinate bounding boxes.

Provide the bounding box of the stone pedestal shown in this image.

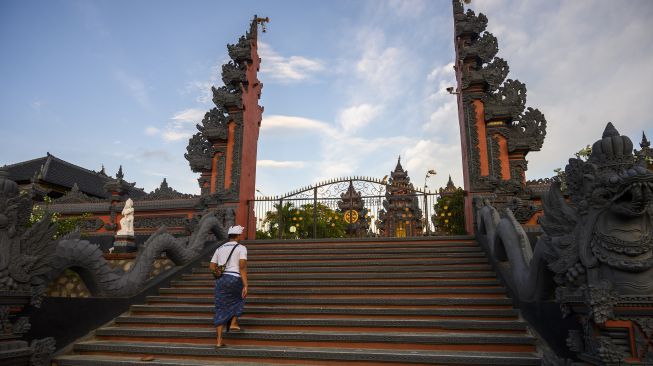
[113,235,136,253]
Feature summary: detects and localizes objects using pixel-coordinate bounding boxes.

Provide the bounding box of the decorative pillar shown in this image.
[186,16,267,239]
[451,0,546,233]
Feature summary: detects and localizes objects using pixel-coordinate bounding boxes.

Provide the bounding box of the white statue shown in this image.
[117,198,135,236]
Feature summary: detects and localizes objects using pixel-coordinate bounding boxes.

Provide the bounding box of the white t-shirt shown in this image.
[210,241,247,277]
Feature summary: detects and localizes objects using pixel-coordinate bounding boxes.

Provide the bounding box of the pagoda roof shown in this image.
[4,153,145,199]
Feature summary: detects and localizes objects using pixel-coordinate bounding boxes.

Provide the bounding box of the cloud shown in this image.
[31,100,43,111]
[171,108,205,123]
[144,126,160,136]
[114,70,151,109]
[261,115,333,134]
[337,104,383,133]
[162,130,192,142]
[258,42,324,83]
[402,140,464,193]
[146,108,206,142]
[257,160,306,169]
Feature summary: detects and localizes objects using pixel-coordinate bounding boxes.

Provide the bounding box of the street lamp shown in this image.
[424,169,437,192]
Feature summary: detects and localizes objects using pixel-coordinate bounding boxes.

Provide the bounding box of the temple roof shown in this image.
[4,153,145,199]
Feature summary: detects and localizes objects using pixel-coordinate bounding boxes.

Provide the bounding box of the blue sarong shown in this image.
[213,273,245,327]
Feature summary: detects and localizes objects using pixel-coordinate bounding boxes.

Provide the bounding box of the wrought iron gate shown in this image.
[248,177,441,240]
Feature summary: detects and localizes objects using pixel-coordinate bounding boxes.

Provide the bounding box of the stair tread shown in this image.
[71,341,541,365]
[172,279,502,287]
[116,316,529,329]
[146,296,513,305]
[55,354,287,366]
[160,287,506,294]
[97,326,536,343]
[130,304,520,315]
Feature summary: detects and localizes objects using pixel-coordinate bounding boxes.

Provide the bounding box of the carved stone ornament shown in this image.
[0,169,57,365]
[197,107,229,141]
[52,183,101,203]
[212,85,243,109]
[133,216,188,229]
[453,5,488,38]
[185,132,214,173]
[474,122,653,365]
[142,178,195,201]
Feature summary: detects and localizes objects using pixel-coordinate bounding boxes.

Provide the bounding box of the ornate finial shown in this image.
[256,16,270,33]
[116,165,124,180]
[602,122,619,138]
[161,178,169,188]
[590,122,634,165]
[641,131,650,149]
[99,164,107,176]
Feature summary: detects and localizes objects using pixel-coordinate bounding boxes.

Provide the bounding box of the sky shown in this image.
[1,0,652,197]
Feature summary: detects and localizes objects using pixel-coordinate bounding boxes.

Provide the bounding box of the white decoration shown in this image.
[117,198,135,236]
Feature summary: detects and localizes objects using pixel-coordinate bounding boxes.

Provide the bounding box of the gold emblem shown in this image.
[343,210,359,224]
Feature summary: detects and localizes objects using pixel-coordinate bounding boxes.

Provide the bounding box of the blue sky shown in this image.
[1,0,652,197]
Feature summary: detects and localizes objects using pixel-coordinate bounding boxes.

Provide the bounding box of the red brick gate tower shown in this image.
[451,1,546,234]
[186,16,266,239]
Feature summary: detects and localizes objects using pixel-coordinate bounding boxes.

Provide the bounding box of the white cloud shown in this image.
[259,42,324,83]
[257,160,306,169]
[402,140,464,193]
[162,130,192,142]
[261,115,333,134]
[114,70,151,109]
[337,104,383,133]
[171,108,205,124]
[146,109,206,142]
[145,126,160,136]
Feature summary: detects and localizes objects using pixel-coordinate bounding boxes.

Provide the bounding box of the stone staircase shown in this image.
[53,237,541,365]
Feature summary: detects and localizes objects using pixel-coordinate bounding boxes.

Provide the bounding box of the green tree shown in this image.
[259,202,347,239]
[29,196,91,239]
[432,189,465,235]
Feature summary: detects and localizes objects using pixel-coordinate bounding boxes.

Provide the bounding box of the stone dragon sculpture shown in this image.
[0,167,226,300]
[0,167,227,364]
[477,123,653,363]
[42,212,225,297]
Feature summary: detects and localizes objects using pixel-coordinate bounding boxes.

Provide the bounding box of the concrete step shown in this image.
[185,271,498,281]
[171,278,503,287]
[69,341,541,365]
[94,327,536,352]
[243,246,484,255]
[129,304,521,319]
[242,253,488,265]
[145,295,515,307]
[160,286,507,296]
[199,262,493,272]
[115,315,530,332]
[241,252,487,261]
[54,354,286,366]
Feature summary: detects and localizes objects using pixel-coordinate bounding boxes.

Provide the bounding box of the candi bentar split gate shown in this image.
[1,2,653,366]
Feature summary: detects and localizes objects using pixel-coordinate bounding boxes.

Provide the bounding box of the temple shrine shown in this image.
[377,158,424,237]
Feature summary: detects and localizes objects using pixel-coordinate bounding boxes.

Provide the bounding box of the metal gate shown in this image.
[248,177,441,240]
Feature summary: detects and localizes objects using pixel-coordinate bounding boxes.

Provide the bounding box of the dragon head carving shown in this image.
[0,169,56,306]
[541,123,653,298]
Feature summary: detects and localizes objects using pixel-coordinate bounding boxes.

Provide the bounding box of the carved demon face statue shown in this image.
[565,123,653,293]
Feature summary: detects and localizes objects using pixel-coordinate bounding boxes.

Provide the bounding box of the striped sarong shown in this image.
[213,273,245,327]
